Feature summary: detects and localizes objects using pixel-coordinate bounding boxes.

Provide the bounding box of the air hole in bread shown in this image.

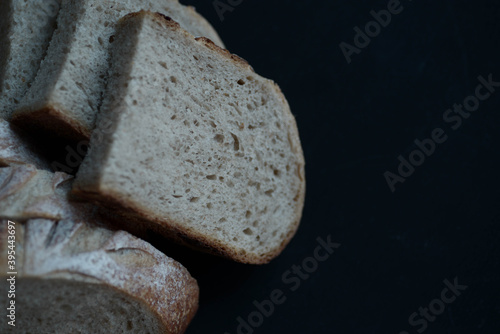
[214,134,224,143]
[237,79,245,85]
[230,133,240,151]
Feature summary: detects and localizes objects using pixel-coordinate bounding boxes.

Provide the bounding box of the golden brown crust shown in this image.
[124,11,250,71]
[11,103,92,142]
[185,6,225,48]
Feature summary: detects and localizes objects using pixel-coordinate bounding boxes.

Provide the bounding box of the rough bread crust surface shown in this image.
[0,219,199,333]
[0,119,51,169]
[73,12,306,264]
[0,0,61,119]
[0,164,94,221]
[11,0,224,141]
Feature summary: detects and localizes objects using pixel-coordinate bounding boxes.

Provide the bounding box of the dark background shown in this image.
[177,1,500,333]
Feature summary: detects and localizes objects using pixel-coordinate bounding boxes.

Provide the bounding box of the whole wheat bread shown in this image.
[0,0,61,119]
[0,218,199,333]
[11,0,224,141]
[72,12,306,264]
[0,119,50,169]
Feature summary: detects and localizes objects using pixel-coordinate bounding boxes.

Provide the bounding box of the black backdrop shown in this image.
[169,1,500,333]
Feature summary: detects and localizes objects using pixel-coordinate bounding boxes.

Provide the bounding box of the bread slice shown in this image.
[72,12,306,264]
[11,0,224,141]
[0,218,199,333]
[0,164,95,221]
[0,0,61,119]
[0,119,51,169]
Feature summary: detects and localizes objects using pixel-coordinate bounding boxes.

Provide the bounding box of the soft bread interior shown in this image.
[12,0,224,140]
[0,0,61,119]
[0,278,165,333]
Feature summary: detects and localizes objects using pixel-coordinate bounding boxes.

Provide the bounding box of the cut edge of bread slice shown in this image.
[0,218,199,333]
[72,11,306,265]
[0,0,61,119]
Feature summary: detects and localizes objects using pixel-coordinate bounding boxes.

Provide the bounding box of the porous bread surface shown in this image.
[0,219,199,334]
[12,0,224,140]
[0,164,94,221]
[0,0,61,119]
[0,279,166,333]
[73,12,306,264]
[0,119,51,169]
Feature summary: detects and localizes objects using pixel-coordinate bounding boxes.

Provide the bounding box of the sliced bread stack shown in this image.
[72,11,305,264]
[0,2,306,332]
[11,0,225,140]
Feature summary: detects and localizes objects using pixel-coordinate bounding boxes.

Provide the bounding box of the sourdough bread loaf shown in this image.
[72,12,306,264]
[0,119,51,169]
[0,0,61,119]
[11,0,224,141]
[0,218,199,333]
